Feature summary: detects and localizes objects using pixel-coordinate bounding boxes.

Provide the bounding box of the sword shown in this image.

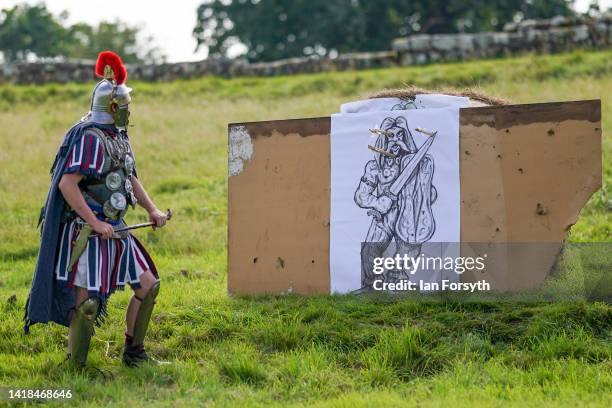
[68,209,173,272]
[389,129,436,196]
[90,209,173,238]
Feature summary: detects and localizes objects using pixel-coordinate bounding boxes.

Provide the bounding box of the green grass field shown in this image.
[0,50,610,407]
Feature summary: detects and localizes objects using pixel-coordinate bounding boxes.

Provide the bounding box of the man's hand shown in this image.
[384,192,399,206]
[149,208,168,229]
[92,220,115,239]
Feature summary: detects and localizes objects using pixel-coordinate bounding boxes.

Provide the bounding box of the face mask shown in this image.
[113,105,130,128]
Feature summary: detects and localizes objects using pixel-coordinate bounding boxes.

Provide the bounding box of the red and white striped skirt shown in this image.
[54,220,155,295]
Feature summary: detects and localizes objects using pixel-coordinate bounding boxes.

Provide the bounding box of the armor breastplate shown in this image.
[80,128,137,221]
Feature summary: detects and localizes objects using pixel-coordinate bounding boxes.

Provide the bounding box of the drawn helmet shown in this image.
[90,51,132,128]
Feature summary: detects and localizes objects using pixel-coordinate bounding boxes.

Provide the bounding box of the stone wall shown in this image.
[0,15,609,85]
[393,15,611,65]
[0,51,399,84]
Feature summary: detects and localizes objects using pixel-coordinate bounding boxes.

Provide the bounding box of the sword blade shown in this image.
[389,132,436,196]
[113,222,155,233]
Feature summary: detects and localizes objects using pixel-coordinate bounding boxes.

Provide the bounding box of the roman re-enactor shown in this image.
[354,116,437,290]
[25,51,169,368]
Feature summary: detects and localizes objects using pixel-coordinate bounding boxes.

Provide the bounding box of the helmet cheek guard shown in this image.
[112,104,131,128]
[110,84,132,128]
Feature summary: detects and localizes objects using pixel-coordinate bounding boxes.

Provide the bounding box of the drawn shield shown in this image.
[394,154,436,243]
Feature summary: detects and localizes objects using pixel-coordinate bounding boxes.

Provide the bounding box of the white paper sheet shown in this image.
[340,94,469,113]
[330,103,462,293]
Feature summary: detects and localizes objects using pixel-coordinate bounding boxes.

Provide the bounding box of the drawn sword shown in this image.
[89,209,173,238]
[388,128,436,196]
[68,209,173,272]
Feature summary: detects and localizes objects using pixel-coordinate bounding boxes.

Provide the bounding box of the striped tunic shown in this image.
[55,128,154,298]
[64,130,106,177]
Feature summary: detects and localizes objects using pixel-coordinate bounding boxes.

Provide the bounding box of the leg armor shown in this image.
[70,297,99,367]
[132,280,160,345]
[123,280,159,366]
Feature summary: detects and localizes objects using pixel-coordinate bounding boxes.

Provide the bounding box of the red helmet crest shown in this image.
[95,51,127,84]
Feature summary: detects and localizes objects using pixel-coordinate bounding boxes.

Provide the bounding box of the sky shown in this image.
[2,0,610,62]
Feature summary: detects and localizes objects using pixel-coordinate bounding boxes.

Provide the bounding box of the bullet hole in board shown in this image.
[536,203,549,215]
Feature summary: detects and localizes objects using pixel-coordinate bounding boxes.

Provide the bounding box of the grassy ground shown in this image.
[0,50,610,407]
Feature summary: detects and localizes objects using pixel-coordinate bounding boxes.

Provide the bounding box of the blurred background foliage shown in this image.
[3,1,608,64]
[0,3,163,63]
[194,0,578,62]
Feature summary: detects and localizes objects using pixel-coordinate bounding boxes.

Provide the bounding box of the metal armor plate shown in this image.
[124,178,133,193]
[110,192,127,211]
[103,200,119,218]
[124,154,135,175]
[124,178,137,207]
[106,172,122,191]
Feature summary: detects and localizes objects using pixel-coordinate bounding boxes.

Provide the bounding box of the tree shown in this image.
[68,21,164,63]
[0,4,164,63]
[0,4,72,61]
[194,0,576,62]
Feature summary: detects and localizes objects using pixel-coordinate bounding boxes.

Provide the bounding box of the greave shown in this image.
[70,297,99,367]
[132,280,160,345]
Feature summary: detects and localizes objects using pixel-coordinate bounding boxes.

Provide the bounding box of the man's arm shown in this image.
[354,161,393,214]
[131,176,167,228]
[58,173,115,239]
